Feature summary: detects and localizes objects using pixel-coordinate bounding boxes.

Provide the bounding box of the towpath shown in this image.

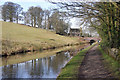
[78,44,116,80]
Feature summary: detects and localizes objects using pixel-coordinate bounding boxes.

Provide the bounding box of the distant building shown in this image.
[69,28,81,36]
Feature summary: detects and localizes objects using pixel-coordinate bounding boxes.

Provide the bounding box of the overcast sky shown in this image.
[0,0,58,11]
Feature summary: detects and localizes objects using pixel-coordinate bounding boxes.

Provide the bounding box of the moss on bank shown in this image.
[57,43,96,79]
[99,45,120,79]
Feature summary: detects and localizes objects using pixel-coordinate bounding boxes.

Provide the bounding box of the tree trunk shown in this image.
[16,12,19,23]
[10,18,13,22]
[45,15,47,29]
[34,16,36,27]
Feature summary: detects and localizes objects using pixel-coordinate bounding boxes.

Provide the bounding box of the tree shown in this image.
[28,6,34,27]
[1,5,7,21]
[22,12,30,25]
[44,10,51,29]
[49,1,120,48]
[15,4,23,23]
[35,7,43,28]
[51,11,69,35]
[28,6,43,27]
[2,2,23,22]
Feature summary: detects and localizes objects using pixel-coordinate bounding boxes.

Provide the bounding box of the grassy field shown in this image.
[57,43,96,79]
[1,21,82,56]
[99,46,120,79]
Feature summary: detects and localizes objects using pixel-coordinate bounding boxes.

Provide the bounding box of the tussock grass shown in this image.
[1,21,81,55]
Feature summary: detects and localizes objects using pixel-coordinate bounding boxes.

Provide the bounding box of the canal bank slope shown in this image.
[1,21,84,56]
[57,43,120,79]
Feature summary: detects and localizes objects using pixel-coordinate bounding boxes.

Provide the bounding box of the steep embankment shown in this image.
[1,21,82,56]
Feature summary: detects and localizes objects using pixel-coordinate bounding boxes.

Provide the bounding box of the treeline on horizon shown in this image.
[1,2,70,35]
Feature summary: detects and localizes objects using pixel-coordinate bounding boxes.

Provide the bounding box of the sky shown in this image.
[0,0,58,11]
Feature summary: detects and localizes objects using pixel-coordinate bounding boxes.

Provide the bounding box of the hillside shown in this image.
[1,21,81,56]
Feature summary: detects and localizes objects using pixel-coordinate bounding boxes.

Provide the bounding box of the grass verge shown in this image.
[99,45,120,79]
[57,43,96,79]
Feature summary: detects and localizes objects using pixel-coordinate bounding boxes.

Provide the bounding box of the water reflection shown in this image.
[2,51,71,78]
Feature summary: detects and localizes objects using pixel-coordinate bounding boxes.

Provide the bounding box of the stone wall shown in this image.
[106,47,120,62]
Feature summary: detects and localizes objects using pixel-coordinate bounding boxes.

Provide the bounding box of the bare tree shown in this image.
[1,5,7,21]
[2,2,23,22]
[22,12,30,25]
[28,6,34,27]
[51,10,69,35]
[44,10,51,29]
[28,6,43,27]
[15,4,23,23]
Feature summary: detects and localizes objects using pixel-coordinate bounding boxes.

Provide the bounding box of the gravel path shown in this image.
[78,44,116,80]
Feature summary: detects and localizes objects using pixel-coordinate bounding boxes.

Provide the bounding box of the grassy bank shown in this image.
[99,46,120,79]
[1,45,86,66]
[57,43,96,79]
[1,21,84,56]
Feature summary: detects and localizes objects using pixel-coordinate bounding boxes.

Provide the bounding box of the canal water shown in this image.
[1,51,71,78]
[0,44,88,78]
